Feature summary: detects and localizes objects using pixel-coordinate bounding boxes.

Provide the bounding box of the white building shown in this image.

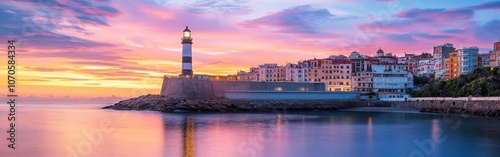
[416,59,434,77]
[372,64,414,99]
[285,63,301,82]
[258,63,285,82]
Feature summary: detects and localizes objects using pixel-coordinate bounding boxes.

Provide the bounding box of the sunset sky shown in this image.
[1,0,499,101]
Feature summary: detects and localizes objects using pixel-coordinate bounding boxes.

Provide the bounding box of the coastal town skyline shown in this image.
[1,0,499,100]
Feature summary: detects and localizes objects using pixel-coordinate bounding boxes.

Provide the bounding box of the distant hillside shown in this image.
[411,67,500,97]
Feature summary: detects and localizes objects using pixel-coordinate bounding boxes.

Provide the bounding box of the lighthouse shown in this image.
[181,26,193,76]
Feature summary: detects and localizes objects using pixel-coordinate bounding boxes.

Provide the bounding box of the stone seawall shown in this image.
[103,94,368,112]
[386,100,500,117]
[160,77,327,99]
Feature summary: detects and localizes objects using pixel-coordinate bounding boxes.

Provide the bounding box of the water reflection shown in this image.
[2,105,500,157]
[368,115,373,141]
[182,117,195,157]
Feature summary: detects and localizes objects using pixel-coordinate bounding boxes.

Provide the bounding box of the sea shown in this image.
[1,103,500,157]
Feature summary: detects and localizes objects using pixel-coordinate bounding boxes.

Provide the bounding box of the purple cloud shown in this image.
[25,50,123,61]
[9,0,120,26]
[413,33,453,39]
[386,33,417,43]
[395,8,474,21]
[440,29,466,34]
[188,0,251,14]
[474,19,500,42]
[243,5,346,34]
[465,1,500,10]
[0,2,114,49]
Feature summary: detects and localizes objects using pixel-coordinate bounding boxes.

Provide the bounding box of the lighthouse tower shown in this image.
[181,26,193,76]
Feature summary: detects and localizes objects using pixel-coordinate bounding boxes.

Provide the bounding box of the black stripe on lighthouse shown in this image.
[182,57,192,63]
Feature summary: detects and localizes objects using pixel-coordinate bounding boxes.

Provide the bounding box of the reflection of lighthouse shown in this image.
[182,117,195,157]
[182,26,193,76]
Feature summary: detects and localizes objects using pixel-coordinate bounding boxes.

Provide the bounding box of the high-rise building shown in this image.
[449,51,459,78]
[457,47,479,75]
[433,43,455,79]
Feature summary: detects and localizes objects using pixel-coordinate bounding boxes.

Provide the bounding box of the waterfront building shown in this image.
[490,51,500,67]
[449,51,459,78]
[416,58,434,77]
[320,59,352,91]
[258,63,286,82]
[228,70,255,81]
[490,41,500,67]
[443,58,451,79]
[351,58,373,92]
[398,53,417,75]
[479,53,490,67]
[249,67,259,81]
[372,64,414,99]
[302,58,322,82]
[285,63,301,82]
[410,53,432,75]
[457,47,479,75]
[433,43,456,79]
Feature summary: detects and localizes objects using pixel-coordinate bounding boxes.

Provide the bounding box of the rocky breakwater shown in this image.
[103,94,368,112]
[390,100,500,117]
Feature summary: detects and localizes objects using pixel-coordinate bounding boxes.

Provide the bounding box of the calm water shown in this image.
[1,103,500,157]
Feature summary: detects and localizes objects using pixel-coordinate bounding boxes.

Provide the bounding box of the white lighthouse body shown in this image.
[181,26,193,76]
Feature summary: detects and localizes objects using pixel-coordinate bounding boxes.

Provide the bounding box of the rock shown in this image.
[103,94,369,112]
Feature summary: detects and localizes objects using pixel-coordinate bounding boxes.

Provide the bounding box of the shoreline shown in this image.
[103,94,500,117]
[339,107,420,113]
[102,94,368,112]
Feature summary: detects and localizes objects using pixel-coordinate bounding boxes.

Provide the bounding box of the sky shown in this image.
[0,0,499,101]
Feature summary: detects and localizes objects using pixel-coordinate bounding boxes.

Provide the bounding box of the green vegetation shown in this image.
[412,67,500,97]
